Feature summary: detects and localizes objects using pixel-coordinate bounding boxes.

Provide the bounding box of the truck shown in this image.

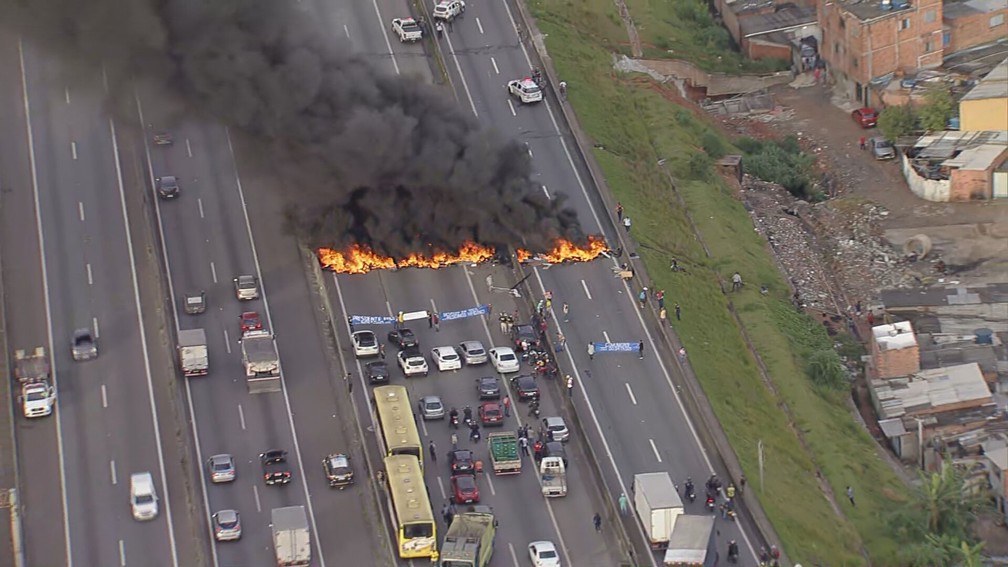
[240,330,281,393]
[177,329,209,377]
[272,506,310,567]
[633,472,684,549]
[539,457,567,497]
[439,506,496,567]
[487,432,521,475]
[663,515,717,567]
[391,17,423,42]
[14,347,55,418]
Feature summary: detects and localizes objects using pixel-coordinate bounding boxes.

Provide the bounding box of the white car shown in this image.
[489,347,520,374]
[391,17,422,42]
[529,540,561,567]
[130,472,159,521]
[398,347,430,377]
[507,78,543,104]
[431,346,462,371]
[433,0,465,20]
[212,509,242,541]
[352,330,380,358]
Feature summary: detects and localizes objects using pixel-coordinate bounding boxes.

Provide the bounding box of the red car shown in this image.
[479,402,505,426]
[240,311,262,334]
[851,107,878,128]
[450,474,480,504]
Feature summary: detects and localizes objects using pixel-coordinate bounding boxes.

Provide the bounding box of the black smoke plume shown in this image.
[0,0,583,255]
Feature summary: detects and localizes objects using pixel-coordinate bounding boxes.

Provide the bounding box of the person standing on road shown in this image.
[450,432,458,449]
[638,340,645,359]
[616,202,624,221]
[623,216,631,233]
[433,312,440,332]
[618,493,629,516]
[556,332,566,352]
[503,395,511,417]
[678,347,687,362]
[659,307,667,324]
[519,436,529,455]
[638,289,647,308]
[347,316,355,333]
[587,342,595,360]
[562,302,569,322]
[566,374,574,396]
[429,441,437,462]
[345,372,353,394]
[859,136,866,150]
[656,289,665,309]
[593,512,602,532]
[379,344,386,359]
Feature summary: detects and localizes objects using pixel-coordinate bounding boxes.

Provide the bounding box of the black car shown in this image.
[476,376,501,400]
[510,374,540,401]
[323,453,354,489]
[156,175,180,199]
[366,360,390,384]
[510,324,539,351]
[387,328,419,349]
[544,441,568,467]
[260,450,292,485]
[448,449,475,474]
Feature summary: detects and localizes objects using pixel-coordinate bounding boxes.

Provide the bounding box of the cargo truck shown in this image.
[14,347,55,418]
[240,330,281,393]
[633,472,684,549]
[272,506,310,567]
[440,506,497,567]
[177,329,209,377]
[539,457,567,497]
[663,515,717,567]
[487,432,521,475]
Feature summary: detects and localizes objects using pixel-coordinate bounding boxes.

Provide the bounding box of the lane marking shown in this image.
[436,476,446,500]
[542,184,550,199]
[65,87,70,104]
[86,263,93,285]
[625,383,637,405]
[185,138,193,158]
[419,415,429,437]
[485,473,496,496]
[223,329,232,354]
[508,543,519,566]
[93,317,99,338]
[71,141,77,160]
[476,17,485,34]
[603,330,611,343]
[78,201,85,221]
[109,116,181,567]
[209,261,217,283]
[19,39,74,566]
[110,460,117,484]
[649,438,663,463]
[344,24,350,38]
[118,539,125,567]
[101,63,109,93]
[197,197,205,219]
[580,279,592,300]
[490,56,499,75]
[441,33,479,117]
[507,99,516,116]
[101,384,108,408]
[238,404,246,431]
[253,485,262,512]
[366,0,401,75]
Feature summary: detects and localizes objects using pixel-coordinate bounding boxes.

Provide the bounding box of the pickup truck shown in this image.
[487,432,521,475]
[540,457,567,497]
[432,0,465,21]
[391,17,423,42]
[15,347,55,418]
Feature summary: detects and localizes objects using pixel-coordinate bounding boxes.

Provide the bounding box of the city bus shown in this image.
[384,455,438,561]
[373,385,424,468]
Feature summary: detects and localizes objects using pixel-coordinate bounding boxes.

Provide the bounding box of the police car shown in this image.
[507,77,543,104]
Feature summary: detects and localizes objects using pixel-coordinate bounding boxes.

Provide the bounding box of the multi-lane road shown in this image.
[1,0,770,564]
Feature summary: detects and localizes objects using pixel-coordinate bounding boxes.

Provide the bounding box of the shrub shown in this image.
[806,349,848,390]
[878,105,917,140]
[701,131,727,159]
[918,89,954,132]
[744,144,814,197]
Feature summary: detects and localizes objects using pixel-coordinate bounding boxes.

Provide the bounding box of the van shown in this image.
[130,472,159,521]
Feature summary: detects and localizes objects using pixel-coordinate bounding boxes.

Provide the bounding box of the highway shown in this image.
[0,37,190,567]
[438,0,762,563]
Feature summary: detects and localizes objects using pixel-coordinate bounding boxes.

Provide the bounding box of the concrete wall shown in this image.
[902,153,952,201]
[960,97,1008,131]
[945,7,1008,54]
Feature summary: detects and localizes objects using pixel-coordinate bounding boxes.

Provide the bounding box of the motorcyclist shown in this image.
[726,482,736,500]
[684,478,695,501]
[528,399,540,417]
[728,540,739,561]
[463,405,473,424]
[449,407,459,428]
[469,422,481,441]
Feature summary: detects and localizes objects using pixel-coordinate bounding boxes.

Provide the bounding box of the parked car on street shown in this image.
[852,107,879,128]
[869,137,896,160]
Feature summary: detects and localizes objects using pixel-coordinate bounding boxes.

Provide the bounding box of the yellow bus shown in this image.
[373,385,423,467]
[384,455,438,561]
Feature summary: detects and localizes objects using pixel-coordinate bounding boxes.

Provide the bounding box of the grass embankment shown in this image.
[528,0,907,564]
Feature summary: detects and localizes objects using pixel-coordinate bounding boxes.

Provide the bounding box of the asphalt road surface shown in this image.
[1,37,190,567]
[438,1,762,563]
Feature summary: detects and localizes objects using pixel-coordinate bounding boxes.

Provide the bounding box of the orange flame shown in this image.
[319,237,608,274]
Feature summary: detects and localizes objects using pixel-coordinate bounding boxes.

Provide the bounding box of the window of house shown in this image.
[900,18,911,30]
[852,57,859,68]
[943,31,951,47]
[834,42,841,54]
[991,14,1005,27]
[925,41,934,53]
[840,18,846,29]
[923,10,936,23]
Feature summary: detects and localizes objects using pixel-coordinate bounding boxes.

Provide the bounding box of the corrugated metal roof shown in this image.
[961,57,1008,102]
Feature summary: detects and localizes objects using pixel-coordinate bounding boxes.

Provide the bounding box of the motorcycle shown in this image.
[449,414,459,429]
[705,496,715,512]
[684,483,696,504]
[727,542,740,564]
[463,407,473,425]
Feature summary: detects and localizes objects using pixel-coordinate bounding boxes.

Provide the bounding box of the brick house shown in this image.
[942,0,1008,55]
[871,321,921,379]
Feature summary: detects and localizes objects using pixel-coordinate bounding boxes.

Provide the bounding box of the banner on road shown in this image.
[350,315,396,326]
[440,304,490,322]
[593,341,639,353]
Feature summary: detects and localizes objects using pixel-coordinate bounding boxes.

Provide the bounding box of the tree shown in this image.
[918,89,955,132]
[878,104,917,141]
[805,349,847,390]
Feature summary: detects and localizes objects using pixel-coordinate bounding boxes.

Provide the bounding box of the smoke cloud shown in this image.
[0,0,583,255]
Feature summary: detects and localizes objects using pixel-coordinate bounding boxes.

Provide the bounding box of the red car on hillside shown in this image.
[851,107,879,128]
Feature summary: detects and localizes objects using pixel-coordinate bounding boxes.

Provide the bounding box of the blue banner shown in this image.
[593,342,639,353]
[350,315,396,325]
[439,304,490,322]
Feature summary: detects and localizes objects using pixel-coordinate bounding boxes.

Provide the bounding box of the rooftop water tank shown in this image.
[975,328,993,345]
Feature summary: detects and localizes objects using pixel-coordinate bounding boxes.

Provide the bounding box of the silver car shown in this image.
[417,395,445,420]
[71,328,98,361]
[542,416,570,442]
[207,454,236,483]
[459,340,488,365]
[212,509,242,541]
[869,137,896,160]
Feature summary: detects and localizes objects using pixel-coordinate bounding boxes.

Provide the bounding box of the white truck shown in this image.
[272,506,311,567]
[633,472,684,549]
[14,347,55,418]
[539,456,567,497]
[663,515,717,567]
[392,17,423,42]
[432,0,465,21]
[240,330,281,393]
[177,328,209,377]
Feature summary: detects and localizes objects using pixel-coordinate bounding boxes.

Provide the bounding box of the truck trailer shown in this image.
[540,457,567,497]
[14,347,55,418]
[177,328,208,377]
[487,432,521,475]
[240,330,281,393]
[272,506,310,566]
[633,472,684,549]
[440,506,496,567]
[663,515,717,567]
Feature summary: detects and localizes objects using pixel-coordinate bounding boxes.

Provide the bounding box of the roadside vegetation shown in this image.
[528,0,909,563]
[878,88,956,139]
